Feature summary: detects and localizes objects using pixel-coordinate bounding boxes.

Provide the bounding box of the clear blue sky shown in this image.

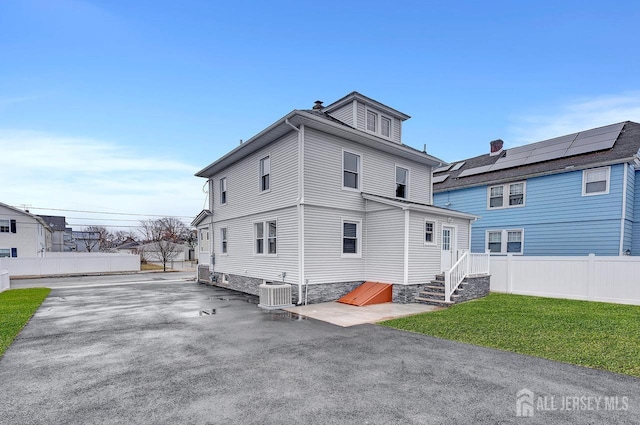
[2,0,639,230]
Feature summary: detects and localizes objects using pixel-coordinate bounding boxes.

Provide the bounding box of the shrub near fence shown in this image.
[490,254,640,306]
[0,253,140,277]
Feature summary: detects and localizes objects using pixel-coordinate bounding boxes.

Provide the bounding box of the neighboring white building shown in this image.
[195,92,477,304]
[0,202,52,258]
[192,210,212,265]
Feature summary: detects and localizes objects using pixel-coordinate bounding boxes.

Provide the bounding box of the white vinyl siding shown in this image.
[326,103,354,126]
[210,132,298,222]
[487,181,526,209]
[365,208,404,283]
[304,206,365,284]
[304,128,432,210]
[583,166,610,196]
[213,208,298,284]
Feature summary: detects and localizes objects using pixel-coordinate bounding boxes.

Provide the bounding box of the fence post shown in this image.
[507,254,513,294]
[587,253,595,301]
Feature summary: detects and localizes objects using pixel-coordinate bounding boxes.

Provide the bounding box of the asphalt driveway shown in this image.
[0,281,638,424]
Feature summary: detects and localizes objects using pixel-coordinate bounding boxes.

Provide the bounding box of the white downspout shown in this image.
[619,162,628,255]
[403,208,410,285]
[286,119,305,304]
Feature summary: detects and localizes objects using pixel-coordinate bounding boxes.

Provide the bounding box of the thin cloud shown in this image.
[0,130,203,227]
[508,92,640,146]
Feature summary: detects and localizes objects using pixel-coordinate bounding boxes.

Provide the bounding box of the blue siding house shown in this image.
[433,121,640,256]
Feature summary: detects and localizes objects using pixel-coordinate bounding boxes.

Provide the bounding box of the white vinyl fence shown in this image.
[0,253,140,278]
[491,254,640,306]
[0,270,9,292]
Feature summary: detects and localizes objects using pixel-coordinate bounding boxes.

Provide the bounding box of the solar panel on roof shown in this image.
[432,174,449,183]
[434,164,452,173]
[457,165,493,177]
[450,161,466,171]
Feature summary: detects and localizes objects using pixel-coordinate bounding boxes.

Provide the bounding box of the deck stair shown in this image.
[415,274,464,307]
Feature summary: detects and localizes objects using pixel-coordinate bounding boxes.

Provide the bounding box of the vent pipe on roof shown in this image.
[313,100,323,110]
[490,139,504,156]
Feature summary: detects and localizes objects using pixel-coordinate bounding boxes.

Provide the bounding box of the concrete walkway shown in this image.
[285,301,441,326]
[0,281,638,424]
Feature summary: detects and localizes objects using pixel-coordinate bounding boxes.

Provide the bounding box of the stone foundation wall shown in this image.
[392,284,424,304]
[291,281,364,305]
[212,273,363,305]
[456,275,490,303]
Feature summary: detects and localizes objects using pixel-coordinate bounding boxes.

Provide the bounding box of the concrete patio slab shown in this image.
[284,301,441,326]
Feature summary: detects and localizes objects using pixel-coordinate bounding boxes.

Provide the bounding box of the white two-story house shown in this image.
[195,92,477,304]
[0,202,52,258]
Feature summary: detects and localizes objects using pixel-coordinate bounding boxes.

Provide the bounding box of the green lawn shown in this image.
[381,293,640,378]
[0,288,51,358]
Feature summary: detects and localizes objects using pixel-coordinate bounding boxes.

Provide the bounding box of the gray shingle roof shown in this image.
[434,121,640,192]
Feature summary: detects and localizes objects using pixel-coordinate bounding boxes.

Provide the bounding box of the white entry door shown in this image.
[441,226,456,272]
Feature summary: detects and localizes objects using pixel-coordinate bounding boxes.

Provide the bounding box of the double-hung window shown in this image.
[0,220,9,233]
[395,166,408,199]
[220,178,227,205]
[365,108,392,139]
[343,151,360,190]
[255,220,276,255]
[260,156,270,192]
[0,249,10,258]
[583,167,610,195]
[488,182,525,209]
[366,111,377,132]
[424,221,435,244]
[342,220,361,257]
[486,229,524,254]
[220,228,227,254]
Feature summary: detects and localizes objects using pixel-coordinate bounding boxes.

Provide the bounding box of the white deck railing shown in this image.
[444,251,490,302]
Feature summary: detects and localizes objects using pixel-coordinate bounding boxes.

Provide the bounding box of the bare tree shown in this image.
[84,226,114,252]
[139,218,191,271]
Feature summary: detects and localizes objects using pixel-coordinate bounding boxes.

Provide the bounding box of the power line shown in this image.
[10,206,195,219]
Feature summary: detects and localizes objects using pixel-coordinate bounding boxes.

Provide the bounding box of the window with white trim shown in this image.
[424,221,435,244]
[342,220,361,256]
[582,167,610,196]
[343,151,360,190]
[0,248,10,258]
[255,220,277,255]
[0,220,9,233]
[486,229,524,254]
[487,182,525,209]
[220,178,227,205]
[395,166,408,199]
[366,110,377,132]
[365,108,393,139]
[220,228,227,254]
[381,116,391,137]
[260,156,270,192]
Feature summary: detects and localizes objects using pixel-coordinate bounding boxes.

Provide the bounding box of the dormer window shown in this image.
[365,107,392,139]
[366,111,376,132]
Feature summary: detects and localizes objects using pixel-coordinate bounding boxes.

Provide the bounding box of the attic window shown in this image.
[365,108,393,139]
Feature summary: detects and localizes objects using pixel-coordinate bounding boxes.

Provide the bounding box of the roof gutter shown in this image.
[361,193,478,220]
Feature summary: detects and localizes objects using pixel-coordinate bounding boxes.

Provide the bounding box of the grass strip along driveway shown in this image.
[382,293,640,378]
[0,288,50,357]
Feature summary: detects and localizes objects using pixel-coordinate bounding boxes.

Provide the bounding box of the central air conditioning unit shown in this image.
[258,282,294,309]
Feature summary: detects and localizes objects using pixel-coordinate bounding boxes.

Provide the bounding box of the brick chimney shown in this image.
[490,139,504,156]
[312,100,323,110]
